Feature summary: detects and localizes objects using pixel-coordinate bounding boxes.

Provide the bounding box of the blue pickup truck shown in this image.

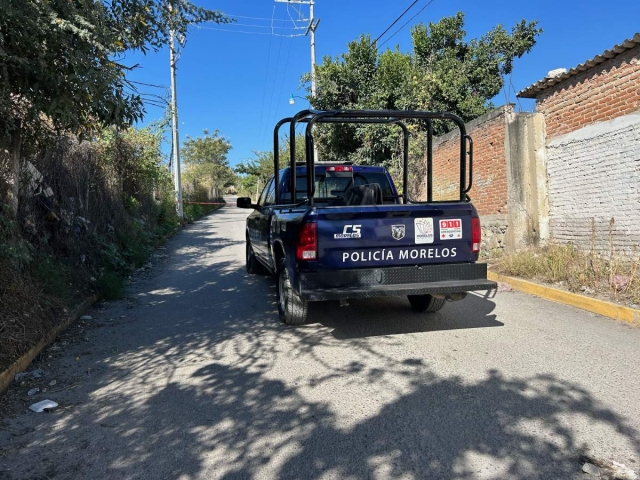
[237,110,496,325]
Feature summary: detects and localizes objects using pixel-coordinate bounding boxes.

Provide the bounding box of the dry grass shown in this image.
[492,243,640,306]
[0,260,63,371]
[0,128,179,372]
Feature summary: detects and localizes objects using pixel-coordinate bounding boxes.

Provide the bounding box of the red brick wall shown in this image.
[421,106,509,217]
[536,46,640,139]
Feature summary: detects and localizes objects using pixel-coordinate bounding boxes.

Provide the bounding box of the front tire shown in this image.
[407,294,446,313]
[276,259,308,325]
[246,239,268,275]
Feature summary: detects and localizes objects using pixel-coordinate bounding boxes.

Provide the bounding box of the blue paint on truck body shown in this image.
[245,165,482,295]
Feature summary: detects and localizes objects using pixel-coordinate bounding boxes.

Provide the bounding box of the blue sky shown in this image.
[125,0,640,166]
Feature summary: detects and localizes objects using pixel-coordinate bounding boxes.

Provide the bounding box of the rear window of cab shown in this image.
[280,170,395,202]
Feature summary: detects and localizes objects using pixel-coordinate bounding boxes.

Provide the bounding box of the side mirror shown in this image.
[236,197,254,209]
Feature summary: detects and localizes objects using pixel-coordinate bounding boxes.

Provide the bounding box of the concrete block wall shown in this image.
[546,112,640,254]
[532,43,640,256]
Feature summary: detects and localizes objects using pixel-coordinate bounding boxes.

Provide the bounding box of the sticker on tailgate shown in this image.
[439,219,462,240]
[334,224,362,239]
[414,218,434,244]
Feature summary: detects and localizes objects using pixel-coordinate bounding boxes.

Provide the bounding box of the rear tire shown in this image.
[246,239,268,275]
[407,294,446,313]
[277,259,308,325]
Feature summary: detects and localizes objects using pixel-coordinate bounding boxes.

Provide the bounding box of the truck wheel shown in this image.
[246,240,268,275]
[277,260,308,325]
[407,294,446,313]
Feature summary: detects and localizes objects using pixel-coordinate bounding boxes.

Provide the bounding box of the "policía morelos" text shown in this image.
[342,247,458,263]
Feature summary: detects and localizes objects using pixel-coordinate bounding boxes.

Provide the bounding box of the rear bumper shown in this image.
[298,263,496,301]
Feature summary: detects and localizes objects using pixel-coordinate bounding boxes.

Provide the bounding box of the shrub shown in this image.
[96,270,125,300]
[31,254,70,300]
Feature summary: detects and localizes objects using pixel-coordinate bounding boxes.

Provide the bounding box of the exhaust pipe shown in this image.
[431,292,467,302]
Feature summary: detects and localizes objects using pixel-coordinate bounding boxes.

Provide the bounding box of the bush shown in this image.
[96,270,125,300]
[31,255,70,300]
[0,203,33,268]
[184,202,218,222]
[0,122,230,369]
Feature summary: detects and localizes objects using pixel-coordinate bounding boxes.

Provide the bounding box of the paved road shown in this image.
[2,201,640,479]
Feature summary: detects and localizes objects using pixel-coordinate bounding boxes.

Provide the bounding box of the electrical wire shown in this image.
[286,3,307,28]
[196,25,305,37]
[272,35,295,145]
[224,22,306,30]
[257,6,276,152]
[223,14,309,22]
[373,0,420,46]
[128,80,168,89]
[264,14,287,149]
[378,0,437,48]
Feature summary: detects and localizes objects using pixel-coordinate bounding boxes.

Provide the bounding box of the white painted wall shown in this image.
[546,112,640,255]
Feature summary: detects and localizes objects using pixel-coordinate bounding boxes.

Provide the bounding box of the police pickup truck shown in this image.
[237,110,496,325]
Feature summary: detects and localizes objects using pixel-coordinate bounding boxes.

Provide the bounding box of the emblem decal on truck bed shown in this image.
[414,218,434,244]
[391,225,405,240]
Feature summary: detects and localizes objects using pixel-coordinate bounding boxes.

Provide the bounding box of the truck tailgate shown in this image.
[315,203,476,269]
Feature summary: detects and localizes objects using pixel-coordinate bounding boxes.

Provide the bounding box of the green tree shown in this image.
[236,134,307,200]
[0,0,232,216]
[182,130,234,199]
[305,12,541,165]
[235,150,278,201]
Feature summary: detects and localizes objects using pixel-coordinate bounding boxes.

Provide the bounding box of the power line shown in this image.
[286,3,307,27]
[128,80,168,89]
[378,0,437,48]
[223,13,309,22]
[373,0,420,46]
[222,22,306,30]
[264,14,287,149]
[257,7,276,152]
[196,25,305,37]
[272,35,295,142]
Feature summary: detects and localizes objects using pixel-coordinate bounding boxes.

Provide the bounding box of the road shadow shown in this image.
[2,204,639,479]
[311,293,501,340]
[8,359,637,479]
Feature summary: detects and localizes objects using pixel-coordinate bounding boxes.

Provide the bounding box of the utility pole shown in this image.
[307,1,319,100]
[169,16,184,219]
[307,1,320,162]
[276,0,320,160]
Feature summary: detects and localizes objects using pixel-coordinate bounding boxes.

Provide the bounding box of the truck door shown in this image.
[254,177,276,263]
[247,177,273,260]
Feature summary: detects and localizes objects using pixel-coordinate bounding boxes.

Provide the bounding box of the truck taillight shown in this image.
[471,217,481,254]
[296,223,317,261]
[326,166,353,172]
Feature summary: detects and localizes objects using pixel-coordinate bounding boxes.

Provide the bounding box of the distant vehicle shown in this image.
[237,110,496,325]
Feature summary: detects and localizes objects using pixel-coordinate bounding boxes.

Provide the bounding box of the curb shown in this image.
[0,294,98,396]
[488,272,640,326]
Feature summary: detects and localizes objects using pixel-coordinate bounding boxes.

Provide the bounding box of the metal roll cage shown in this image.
[272,109,473,207]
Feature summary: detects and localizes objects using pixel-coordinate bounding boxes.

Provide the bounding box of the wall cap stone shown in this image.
[432,104,514,148]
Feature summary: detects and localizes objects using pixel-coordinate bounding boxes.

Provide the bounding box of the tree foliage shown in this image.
[305,12,541,165]
[182,130,234,199]
[0,0,231,139]
[235,134,306,199]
